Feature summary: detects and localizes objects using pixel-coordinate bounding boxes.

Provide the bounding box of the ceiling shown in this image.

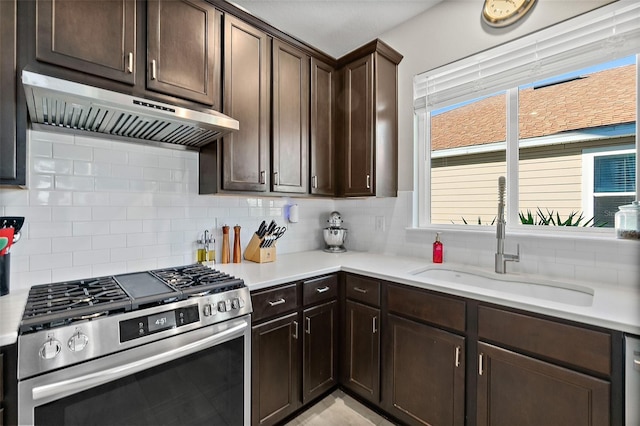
[228,0,444,58]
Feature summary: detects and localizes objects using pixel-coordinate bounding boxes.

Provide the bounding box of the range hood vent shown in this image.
[22,71,238,149]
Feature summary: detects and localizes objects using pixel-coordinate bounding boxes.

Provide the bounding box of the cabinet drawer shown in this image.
[251,284,299,323]
[303,274,338,306]
[387,284,466,333]
[346,275,380,306]
[478,306,611,376]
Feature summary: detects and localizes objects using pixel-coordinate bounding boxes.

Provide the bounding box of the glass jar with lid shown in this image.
[615,201,640,240]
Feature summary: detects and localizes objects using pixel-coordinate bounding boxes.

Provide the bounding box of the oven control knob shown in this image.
[203,304,217,317]
[232,298,244,310]
[40,339,62,360]
[218,301,227,312]
[68,332,89,352]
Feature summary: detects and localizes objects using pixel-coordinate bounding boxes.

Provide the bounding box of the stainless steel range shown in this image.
[17,264,252,426]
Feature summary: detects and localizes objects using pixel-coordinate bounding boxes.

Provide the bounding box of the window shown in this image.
[414,2,639,232]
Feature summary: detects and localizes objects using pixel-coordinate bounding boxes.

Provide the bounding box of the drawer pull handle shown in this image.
[306,317,311,334]
[260,171,266,184]
[316,286,330,293]
[455,346,461,367]
[127,52,133,73]
[293,320,298,339]
[372,316,378,334]
[479,353,484,376]
[151,59,157,80]
[312,175,318,189]
[634,359,640,366]
[366,174,371,189]
[353,287,368,294]
[268,298,286,307]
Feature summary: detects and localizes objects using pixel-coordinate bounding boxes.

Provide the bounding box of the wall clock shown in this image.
[482,0,537,28]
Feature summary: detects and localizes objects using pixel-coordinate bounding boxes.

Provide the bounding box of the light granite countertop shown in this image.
[2,250,639,347]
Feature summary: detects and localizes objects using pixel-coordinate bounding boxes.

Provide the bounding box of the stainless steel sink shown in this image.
[409,267,594,306]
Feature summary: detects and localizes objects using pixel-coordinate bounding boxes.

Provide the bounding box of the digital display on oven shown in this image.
[148,311,177,332]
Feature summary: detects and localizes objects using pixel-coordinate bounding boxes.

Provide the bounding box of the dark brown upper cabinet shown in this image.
[337,40,402,197]
[36,0,137,85]
[310,58,336,196]
[146,0,221,107]
[220,15,271,192]
[271,39,309,194]
[0,0,24,185]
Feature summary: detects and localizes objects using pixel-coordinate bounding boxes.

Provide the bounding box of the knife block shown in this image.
[244,234,276,263]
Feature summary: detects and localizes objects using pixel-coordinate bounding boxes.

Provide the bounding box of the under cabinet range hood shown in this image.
[21,71,239,150]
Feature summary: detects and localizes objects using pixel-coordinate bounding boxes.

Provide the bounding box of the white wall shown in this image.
[0,130,334,291]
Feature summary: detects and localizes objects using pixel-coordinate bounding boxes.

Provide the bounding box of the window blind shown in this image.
[414,1,640,111]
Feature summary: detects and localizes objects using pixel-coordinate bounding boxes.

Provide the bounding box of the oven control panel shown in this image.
[119,305,200,343]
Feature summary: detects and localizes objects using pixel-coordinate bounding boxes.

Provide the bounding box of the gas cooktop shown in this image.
[20,264,245,334]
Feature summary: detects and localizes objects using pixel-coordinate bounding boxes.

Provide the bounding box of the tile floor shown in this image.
[285,390,397,425]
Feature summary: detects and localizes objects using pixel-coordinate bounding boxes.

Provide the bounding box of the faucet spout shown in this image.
[495,176,519,274]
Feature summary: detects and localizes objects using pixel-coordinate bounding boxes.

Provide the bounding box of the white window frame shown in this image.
[414,1,640,233]
[582,145,636,218]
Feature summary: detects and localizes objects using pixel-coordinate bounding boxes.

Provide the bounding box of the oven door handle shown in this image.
[31,321,248,402]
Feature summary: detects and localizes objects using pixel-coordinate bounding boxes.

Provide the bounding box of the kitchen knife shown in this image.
[257,220,267,238]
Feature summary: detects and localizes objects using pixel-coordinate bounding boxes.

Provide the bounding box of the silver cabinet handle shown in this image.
[151,59,157,80]
[479,353,484,376]
[455,346,461,367]
[312,175,318,189]
[273,171,279,185]
[293,320,298,339]
[260,170,266,184]
[268,298,285,307]
[316,286,330,293]
[634,359,640,366]
[372,316,378,334]
[127,52,133,73]
[366,174,371,189]
[306,317,311,334]
[353,287,368,294]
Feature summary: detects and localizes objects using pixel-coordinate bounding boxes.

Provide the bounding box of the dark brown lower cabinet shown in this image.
[384,314,465,426]
[342,299,380,404]
[476,342,610,426]
[252,312,301,426]
[303,300,338,403]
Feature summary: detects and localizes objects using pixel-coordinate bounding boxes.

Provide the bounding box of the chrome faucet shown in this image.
[495,176,519,274]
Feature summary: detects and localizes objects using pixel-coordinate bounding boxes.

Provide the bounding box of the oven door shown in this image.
[18,316,251,426]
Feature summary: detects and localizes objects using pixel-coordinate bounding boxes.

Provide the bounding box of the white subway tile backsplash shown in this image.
[73,221,112,236]
[53,236,92,253]
[109,220,143,234]
[93,148,128,164]
[53,143,93,161]
[73,191,111,206]
[126,232,157,247]
[111,164,144,180]
[91,206,127,221]
[52,266,94,282]
[143,167,171,182]
[73,249,111,266]
[29,252,73,271]
[91,262,128,277]
[30,190,73,206]
[30,130,73,144]
[158,156,185,170]
[5,206,51,222]
[95,177,129,192]
[32,158,73,175]
[30,140,52,158]
[73,161,112,177]
[15,238,52,256]
[52,206,92,222]
[28,221,72,239]
[129,151,159,168]
[91,234,126,250]
[30,174,54,189]
[126,206,157,220]
[110,246,144,263]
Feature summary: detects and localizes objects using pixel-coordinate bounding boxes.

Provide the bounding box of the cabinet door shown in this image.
[342,54,374,196]
[147,0,220,107]
[272,40,309,193]
[252,313,301,426]
[303,300,338,403]
[477,342,610,426]
[222,16,270,192]
[342,300,380,403]
[310,58,335,196]
[36,0,136,84]
[384,314,465,426]
[0,0,22,184]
